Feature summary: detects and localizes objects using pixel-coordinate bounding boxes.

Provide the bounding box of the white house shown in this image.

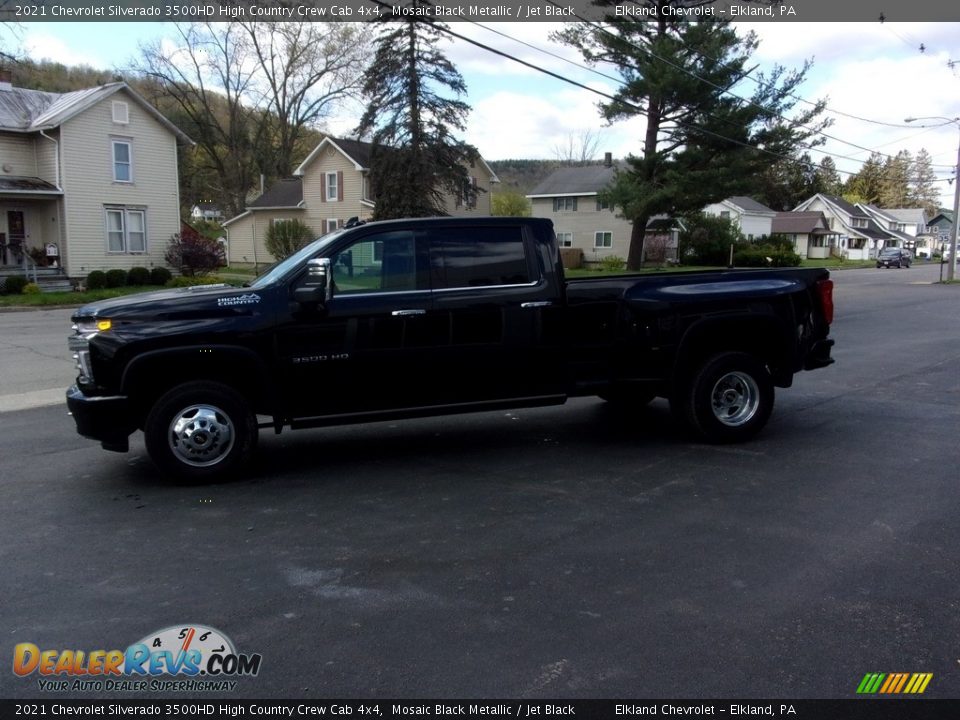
[0,71,192,281]
[703,197,777,240]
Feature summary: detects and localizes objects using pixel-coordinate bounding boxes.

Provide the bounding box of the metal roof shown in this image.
[0,82,191,143]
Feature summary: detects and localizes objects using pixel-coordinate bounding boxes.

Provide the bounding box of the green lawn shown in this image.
[0,285,173,308]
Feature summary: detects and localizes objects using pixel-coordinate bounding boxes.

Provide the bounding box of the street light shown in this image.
[905,116,960,282]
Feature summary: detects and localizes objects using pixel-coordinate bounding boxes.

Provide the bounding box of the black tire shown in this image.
[144,381,257,482]
[674,352,774,443]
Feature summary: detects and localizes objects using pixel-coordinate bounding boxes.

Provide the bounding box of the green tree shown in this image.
[491,191,531,217]
[556,8,828,269]
[844,152,884,204]
[678,213,745,266]
[879,150,912,208]
[910,148,940,215]
[757,152,818,211]
[814,157,843,197]
[356,2,479,219]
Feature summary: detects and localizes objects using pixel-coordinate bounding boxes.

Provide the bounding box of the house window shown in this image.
[594,231,613,249]
[459,176,478,209]
[720,211,731,219]
[556,232,573,248]
[112,101,129,124]
[105,208,146,253]
[326,218,339,234]
[595,199,610,211]
[553,197,577,212]
[112,140,132,182]
[326,172,338,201]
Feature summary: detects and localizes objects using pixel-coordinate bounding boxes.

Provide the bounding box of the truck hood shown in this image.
[72,284,269,323]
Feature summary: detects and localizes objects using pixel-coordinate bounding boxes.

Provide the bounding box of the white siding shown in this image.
[59,89,180,276]
[0,133,38,177]
[35,128,60,185]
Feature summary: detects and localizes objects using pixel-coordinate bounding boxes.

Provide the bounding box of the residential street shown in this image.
[1,263,959,700]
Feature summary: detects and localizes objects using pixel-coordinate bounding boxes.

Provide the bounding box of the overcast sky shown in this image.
[11,20,960,206]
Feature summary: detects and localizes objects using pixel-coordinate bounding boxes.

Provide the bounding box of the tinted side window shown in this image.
[431,226,531,289]
[330,231,424,294]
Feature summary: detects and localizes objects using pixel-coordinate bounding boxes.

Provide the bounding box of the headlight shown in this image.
[68,318,110,383]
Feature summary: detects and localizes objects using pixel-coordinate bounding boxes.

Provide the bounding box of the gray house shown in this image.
[0,72,191,282]
[526,155,680,266]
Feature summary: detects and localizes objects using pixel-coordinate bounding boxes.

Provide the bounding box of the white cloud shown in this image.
[466,88,646,160]
[23,33,107,68]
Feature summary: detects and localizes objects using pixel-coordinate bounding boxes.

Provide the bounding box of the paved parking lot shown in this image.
[1,264,959,699]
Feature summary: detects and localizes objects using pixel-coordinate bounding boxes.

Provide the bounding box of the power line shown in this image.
[563,4,960,170]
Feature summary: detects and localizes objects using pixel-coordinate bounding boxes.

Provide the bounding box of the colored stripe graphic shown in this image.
[857,672,932,694]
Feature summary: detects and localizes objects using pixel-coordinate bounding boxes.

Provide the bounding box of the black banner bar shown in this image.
[1,0,959,23]
[3,699,960,719]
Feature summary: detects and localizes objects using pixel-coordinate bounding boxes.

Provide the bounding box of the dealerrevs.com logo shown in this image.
[12,624,261,693]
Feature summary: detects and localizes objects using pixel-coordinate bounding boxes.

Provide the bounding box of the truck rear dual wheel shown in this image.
[144,381,257,482]
[676,352,774,443]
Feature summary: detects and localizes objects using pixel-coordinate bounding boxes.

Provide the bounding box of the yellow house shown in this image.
[223,137,499,266]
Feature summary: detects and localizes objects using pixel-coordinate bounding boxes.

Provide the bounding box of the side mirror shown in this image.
[293,257,332,306]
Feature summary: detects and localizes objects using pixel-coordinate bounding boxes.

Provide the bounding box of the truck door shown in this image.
[427,224,565,405]
[278,229,441,417]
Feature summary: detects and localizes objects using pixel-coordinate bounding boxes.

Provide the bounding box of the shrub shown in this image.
[600,255,626,272]
[22,282,41,295]
[127,266,151,286]
[86,271,108,290]
[105,269,128,288]
[165,225,223,276]
[679,213,746,266]
[165,275,225,288]
[3,275,28,295]
[265,219,315,260]
[150,267,173,286]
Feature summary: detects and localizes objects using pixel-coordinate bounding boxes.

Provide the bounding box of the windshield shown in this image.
[879,248,901,256]
[247,230,347,289]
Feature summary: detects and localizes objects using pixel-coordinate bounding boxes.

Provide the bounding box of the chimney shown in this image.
[604,152,612,168]
[0,69,12,92]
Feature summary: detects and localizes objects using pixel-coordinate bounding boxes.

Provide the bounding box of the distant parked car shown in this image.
[876,248,912,269]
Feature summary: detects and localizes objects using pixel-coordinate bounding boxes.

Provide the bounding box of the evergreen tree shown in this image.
[555,8,828,269]
[910,148,940,215]
[356,4,479,219]
[879,150,912,208]
[844,152,884,204]
[814,157,843,197]
[757,152,818,211]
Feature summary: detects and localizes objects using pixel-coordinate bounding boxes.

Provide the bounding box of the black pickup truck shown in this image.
[67,217,834,480]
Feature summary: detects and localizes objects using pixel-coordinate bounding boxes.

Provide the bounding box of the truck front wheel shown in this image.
[144,382,257,481]
[676,352,774,443]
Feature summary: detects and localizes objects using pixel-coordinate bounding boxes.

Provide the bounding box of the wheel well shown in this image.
[673,317,793,390]
[121,350,274,428]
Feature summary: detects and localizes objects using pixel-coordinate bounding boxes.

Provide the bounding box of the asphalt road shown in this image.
[1,263,959,700]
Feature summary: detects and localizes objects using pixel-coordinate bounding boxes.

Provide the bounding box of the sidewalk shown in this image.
[0,307,76,413]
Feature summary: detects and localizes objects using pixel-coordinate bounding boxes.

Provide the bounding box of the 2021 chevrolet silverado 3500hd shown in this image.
[67,217,834,481]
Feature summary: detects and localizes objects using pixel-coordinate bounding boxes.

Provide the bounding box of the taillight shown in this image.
[816,279,834,325]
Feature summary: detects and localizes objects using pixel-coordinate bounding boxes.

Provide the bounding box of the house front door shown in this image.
[3,210,26,266]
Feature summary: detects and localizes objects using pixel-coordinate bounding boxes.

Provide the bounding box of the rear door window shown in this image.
[429,226,533,290]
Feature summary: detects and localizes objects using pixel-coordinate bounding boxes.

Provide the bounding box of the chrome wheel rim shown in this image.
[168,404,235,467]
[710,371,760,427]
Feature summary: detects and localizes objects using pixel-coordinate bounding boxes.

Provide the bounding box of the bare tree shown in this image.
[238,22,369,178]
[0,1,23,65]
[134,23,264,217]
[132,22,369,216]
[552,129,604,166]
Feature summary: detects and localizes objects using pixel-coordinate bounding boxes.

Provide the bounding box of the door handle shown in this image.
[391,309,427,316]
[521,301,553,309]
